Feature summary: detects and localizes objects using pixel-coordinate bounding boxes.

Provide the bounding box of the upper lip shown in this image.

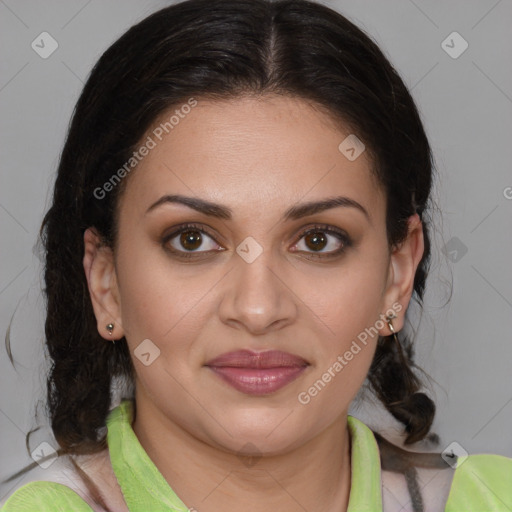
[205,350,309,368]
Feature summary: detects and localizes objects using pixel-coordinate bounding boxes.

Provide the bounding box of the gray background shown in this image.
[1,0,511,503]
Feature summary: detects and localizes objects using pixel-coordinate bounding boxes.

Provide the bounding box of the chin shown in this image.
[203,411,310,457]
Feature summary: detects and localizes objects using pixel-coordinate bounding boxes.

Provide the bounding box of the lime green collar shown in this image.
[106,399,382,511]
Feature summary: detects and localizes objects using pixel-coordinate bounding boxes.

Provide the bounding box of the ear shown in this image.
[83,227,124,341]
[380,213,424,335]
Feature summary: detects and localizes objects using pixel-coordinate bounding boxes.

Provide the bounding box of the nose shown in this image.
[217,245,298,336]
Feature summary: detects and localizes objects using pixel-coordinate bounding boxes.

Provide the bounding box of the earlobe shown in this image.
[83,227,124,340]
[382,213,424,333]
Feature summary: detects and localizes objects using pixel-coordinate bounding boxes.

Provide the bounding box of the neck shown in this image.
[132,396,352,512]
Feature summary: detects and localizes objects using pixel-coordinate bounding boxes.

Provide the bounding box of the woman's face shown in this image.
[85,94,422,455]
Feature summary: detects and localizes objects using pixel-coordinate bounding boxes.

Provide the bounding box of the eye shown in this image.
[162,223,222,259]
[291,224,351,259]
[162,222,351,261]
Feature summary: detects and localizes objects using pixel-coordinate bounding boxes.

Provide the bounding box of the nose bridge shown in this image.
[219,237,296,332]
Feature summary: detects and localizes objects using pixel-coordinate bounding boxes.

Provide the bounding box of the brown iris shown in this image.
[180,230,202,251]
[304,231,327,251]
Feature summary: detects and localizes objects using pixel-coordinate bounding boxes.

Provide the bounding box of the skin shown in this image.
[83,94,424,512]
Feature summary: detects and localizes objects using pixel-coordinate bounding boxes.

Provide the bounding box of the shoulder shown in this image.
[382,453,512,512]
[1,448,127,512]
[445,453,512,511]
[1,481,93,511]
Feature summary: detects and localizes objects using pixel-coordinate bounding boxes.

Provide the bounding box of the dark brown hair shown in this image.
[5,1,449,510]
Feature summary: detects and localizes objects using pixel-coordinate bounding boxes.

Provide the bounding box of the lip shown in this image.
[205,349,309,368]
[205,350,309,395]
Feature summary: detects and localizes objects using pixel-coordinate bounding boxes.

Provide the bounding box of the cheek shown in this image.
[295,247,388,395]
[296,248,388,344]
[292,287,382,438]
[114,236,222,368]
[114,238,188,346]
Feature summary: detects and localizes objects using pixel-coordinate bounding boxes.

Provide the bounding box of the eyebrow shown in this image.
[145,194,370,223]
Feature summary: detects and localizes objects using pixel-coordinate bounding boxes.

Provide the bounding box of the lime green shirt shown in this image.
[2,399,511,511]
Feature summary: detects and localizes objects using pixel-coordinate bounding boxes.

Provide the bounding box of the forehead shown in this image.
[118,95,385,222]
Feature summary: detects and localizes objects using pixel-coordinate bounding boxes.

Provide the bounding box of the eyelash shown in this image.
[161,222,352,261]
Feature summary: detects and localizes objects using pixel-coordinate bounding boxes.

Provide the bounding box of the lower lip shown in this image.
[207,366,308,395]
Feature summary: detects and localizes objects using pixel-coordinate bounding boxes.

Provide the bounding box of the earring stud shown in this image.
[106,323,115,345]
[384,314,407,367]
[386,316,396,334]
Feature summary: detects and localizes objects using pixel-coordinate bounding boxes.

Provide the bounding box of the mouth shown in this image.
[205,349,310,395]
